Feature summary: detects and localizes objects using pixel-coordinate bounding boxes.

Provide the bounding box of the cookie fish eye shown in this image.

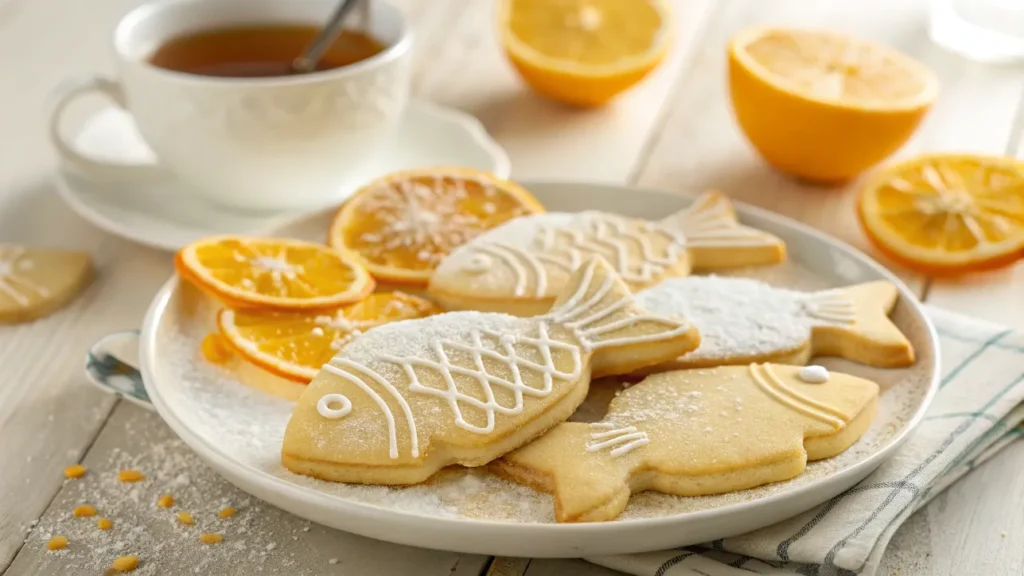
[317,393,352,419]
[462,253,493,274]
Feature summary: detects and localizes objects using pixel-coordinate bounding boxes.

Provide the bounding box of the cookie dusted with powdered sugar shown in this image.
[494,363,879,522]
[428,191,786,316]
[634,276,915,370]
[282,257,700,485]
[0,245,92,324]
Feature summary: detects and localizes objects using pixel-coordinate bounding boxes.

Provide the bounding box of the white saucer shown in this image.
[54,101,511,251]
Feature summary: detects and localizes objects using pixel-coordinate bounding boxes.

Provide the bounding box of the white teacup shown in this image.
[50,0,412,212]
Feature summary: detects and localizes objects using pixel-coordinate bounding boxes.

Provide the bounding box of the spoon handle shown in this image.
[292,0,362,73]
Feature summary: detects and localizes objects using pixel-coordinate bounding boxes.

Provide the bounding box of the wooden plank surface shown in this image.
[0,0,178,567]
[2,0,1024,574]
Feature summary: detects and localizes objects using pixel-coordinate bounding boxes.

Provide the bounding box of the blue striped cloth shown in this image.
[588,307,1024,576]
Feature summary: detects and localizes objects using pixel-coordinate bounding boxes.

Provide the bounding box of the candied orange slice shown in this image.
[217,291,440,382]
[858,153,1024,275]
[176,236,374,311]
[328,168,544,285]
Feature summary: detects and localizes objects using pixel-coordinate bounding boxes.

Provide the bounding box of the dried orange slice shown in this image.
[858,153,1024,275]
[500,0,672,107]
[729,26,938,182]
[328,168,544,285]
[176,236,374,311]
[217,292,440,382]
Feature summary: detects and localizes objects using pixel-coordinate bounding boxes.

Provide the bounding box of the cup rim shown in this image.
[113,0,412,85]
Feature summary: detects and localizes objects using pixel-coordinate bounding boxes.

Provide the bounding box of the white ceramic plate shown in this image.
[55,100,510,251]
[96,182,938,557]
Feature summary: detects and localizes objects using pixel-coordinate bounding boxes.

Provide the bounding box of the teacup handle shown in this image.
[49,76,156,180]
[84,330,155,410]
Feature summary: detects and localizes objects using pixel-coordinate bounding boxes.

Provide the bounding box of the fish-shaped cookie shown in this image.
[634,276,915,370]
[429,191,786,316]
[493,363,879,522]
[282,258,701,485]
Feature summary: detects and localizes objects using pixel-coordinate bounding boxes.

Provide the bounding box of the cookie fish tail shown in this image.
[491,423,633,523]
[660,190,786,270]
[548,257,700,376]
[810,281,916,367]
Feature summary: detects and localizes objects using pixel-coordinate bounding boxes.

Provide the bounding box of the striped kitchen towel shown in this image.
[587,307,1024,576]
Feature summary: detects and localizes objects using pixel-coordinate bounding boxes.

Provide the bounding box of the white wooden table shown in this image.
[2,0,1023,574]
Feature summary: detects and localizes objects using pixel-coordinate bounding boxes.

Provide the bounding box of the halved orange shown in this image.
[729,26,938,182]
[217,291,440,382]
[176,236,374,311]
[858,153,1024,275]
[500,0,672,107]
[328,168,544,285]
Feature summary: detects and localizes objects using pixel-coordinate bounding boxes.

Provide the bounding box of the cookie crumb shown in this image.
[118,469,146,483]
[64,464,87,479]
[200,533,223,544]
[112,555,139,572]
[177,512,194,525]
[157,494,174,508]
[329,558,339,565]
[47,536,68,551]
[73,505,97,518]
[97,517,113,531]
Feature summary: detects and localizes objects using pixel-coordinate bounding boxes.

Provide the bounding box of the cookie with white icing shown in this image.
[0,245,92,324]
[428,191,786,316]
[634,276,914,370]
[282,257,701,485]
[493,363,878,522]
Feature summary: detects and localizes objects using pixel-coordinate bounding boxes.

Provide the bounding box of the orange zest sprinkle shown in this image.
[200,533,223,544]
[64,464,87,479]
[73,505,97,518]
[112,555,139,572]
[117,469,145,483]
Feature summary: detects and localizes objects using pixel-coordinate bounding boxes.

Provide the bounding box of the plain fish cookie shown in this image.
[429,191,786,316]
[494,363,879,522]
[282,257,701,485]
[634,276,915,370]
[0,245,92,324]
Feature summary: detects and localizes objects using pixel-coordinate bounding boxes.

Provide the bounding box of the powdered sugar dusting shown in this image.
[635,275,849,361]
[20,434,287,574]
[340,311,534,365]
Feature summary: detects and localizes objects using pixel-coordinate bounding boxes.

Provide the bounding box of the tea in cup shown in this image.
[50,0,413,211]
